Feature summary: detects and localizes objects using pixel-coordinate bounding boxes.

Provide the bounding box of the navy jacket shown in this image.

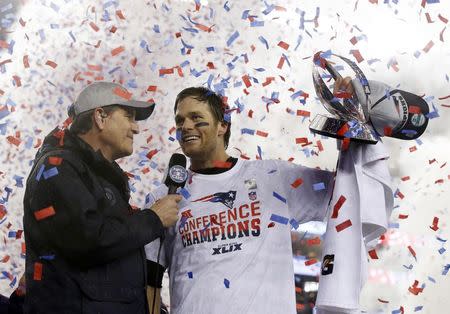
[23,128,164,314]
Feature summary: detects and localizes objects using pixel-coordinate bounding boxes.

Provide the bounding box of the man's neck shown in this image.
[78,132,113,162]
[190,152,230,171]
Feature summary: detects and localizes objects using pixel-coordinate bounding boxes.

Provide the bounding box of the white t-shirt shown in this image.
[145,159,334,314]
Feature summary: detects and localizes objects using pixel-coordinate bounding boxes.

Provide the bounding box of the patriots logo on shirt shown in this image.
[192,191,237,209]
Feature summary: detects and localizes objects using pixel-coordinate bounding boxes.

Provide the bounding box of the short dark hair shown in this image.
[174,87,231,149]
[69,105,121,135]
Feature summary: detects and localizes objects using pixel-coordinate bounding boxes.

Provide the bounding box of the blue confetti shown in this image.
[289,219,300,229]
[7,231,16,238]
[226,30,239,47]
[224,278,230,288]
[257,146,262,159]
[270,213,289,225]
[438,247,446,255]
[43,167,59,180]
[39,255,55,260]
[268,169,277,174]
[241,128,255,135]
[206,46,215,52]
[403,264,413,270]
[313,182,325,191]
[13,175,23,187]
[258,36,269,49]
[250,20,264,27]
[443,264,450,275]
[179,188,191,199]
[223,1,230,11]
[153,24,160,33]
[414,306,423,312]
[428,276,436,283]
[436,236,447,242]
[389,222,400,229]
[272,192,287,204]
[36,164,45,181]
[188,271,193,278]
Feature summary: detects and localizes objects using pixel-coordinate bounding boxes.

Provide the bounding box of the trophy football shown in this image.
[309,52,430,143]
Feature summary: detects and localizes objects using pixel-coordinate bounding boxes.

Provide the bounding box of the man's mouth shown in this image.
[182,135,200,143]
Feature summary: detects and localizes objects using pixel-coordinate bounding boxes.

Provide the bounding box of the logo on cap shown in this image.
[169,165,188,184]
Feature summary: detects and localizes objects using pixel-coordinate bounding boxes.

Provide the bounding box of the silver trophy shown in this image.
[309,52,429,143]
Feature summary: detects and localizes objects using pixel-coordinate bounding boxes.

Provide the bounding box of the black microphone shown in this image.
[164,153,188,194]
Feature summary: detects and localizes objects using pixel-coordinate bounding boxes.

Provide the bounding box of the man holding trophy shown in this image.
[144,51,429,313]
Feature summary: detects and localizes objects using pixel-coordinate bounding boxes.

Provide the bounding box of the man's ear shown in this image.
[217,121,229,136]
[93,108,107,130]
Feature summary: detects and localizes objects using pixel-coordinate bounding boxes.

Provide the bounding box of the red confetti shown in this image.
[45,60,57,68]
[438,14,448,24]
[430,217,439,231]
[377,298,389,303]
[407,245,417,259]
[331,195,346,219]
[350,49,364,63]
[48,157,62,166]
[23,55,29,68]
[408,106,421,114]
[306,237,321,246]
[89,21,99,32]
[383,126,392,136]
[291,178,303,188]
[256,130,268,137]
[242,74,252,88]
[146,149,158,159]
[277,56,285,69]
[398,214,409,219]
[34,206,56,221]
[368,249,379,259]
[435,179,444,184]
[277,41,289,50]
[0,40,9,48]
[19,17,26,27]
[409,146,417,152]
[401,176,410,181]
[110,25,117,33]
[111,45,125,56]
[7,136,21,146]
[147,85,157,92]
[130,57,137,67]
[334,91,353,99]
[13,75,22,87]
[116,10,126,20]
[305,258,318,266]
[33,262,43,281]
[159,68,174,75]
[336,219,352,232]
[212,161,232,168]
[423,40,434,53]
[113,86,132,100]
[268,222,275,228]
[408,280,424,295]
[295,137,308,145]
[316,140,324,152]
[296,110,310,117]
[341,138,350,151]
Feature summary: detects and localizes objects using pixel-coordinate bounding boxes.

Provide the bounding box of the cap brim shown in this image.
[123,100,155,121]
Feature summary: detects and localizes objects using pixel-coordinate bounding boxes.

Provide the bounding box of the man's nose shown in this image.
[181,119,195,130]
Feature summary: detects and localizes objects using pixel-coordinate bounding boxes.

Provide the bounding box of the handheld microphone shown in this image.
[164,153,188,194]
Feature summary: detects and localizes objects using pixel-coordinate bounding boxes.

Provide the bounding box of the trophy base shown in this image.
[309,114,378,144]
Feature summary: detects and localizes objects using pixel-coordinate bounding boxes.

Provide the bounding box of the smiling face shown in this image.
[175,96,228,169]
[98,106,139,161]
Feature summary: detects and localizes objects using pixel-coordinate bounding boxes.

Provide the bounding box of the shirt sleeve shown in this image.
[26,155,164,269]
[276,160,335,223]
[144,185,169,268]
